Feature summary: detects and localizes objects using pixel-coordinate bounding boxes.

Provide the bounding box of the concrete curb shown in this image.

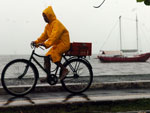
[1,81,150,95]
[91,81,150,90]
[0,97,150,112]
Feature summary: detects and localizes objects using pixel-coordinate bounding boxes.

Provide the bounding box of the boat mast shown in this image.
[136,14,139,53]
[119,16,122,51]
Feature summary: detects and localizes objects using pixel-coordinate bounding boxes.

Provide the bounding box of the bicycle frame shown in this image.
[29,48,60,76]
[18,48,58,79]
[18,46,92,80]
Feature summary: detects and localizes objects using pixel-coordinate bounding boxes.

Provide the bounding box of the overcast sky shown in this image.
[0,0,150,55]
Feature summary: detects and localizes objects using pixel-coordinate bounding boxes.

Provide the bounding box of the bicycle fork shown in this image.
[18,52,34,79]
[18,63,30,79]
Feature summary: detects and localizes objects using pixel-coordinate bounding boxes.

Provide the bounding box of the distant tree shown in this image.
[137,0,150,5]
[94,0,150,8]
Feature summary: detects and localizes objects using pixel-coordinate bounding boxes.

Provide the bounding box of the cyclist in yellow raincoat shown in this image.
[32,6,70,81]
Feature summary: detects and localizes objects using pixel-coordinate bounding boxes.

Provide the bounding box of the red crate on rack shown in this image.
[65,42,92,56]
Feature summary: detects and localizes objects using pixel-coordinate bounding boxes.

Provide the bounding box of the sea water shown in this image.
[1,54,150,77]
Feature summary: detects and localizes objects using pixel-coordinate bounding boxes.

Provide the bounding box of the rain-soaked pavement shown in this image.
[1,88,150,108]
[1,74,150,110]
[1,55,150,112]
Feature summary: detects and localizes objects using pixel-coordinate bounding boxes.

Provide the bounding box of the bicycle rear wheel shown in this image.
[61,58,93,94]
[1,59,38,96]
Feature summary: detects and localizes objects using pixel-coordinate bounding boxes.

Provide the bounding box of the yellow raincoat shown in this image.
[35,6,70,63]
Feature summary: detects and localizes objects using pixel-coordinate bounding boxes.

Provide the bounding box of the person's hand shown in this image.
[31,41,35,47]
[31,41,39,48]
[38,43,46,48]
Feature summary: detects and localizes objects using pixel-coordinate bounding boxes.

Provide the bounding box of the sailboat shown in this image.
[98,16,150,62]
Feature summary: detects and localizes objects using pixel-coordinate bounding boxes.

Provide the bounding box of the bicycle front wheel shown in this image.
[1,59,38,96]
[61,58,93,94]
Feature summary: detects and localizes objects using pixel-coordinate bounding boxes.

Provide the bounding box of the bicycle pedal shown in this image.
[47,74,58,85]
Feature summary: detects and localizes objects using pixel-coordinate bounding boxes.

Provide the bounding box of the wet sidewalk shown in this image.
[1,74,150,94]
[0,75,150,111]
[1,68,150,112]
[1,56,150,112]
[1,88,150,112]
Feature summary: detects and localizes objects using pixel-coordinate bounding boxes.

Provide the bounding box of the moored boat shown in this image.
[98,52,150,62]
[98,16,150,63]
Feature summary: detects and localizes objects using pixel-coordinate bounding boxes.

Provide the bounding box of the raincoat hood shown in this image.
[43,6,56,22]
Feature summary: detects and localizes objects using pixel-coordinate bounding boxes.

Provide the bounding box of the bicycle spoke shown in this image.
[1,59,37,96]
[61,59,93,94]
[74,61,81,72]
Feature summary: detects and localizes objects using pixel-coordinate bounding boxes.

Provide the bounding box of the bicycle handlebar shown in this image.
[39,46,45,50]
[30,42,45,50]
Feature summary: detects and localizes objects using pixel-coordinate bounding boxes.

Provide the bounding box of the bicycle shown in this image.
[1,43,93,96]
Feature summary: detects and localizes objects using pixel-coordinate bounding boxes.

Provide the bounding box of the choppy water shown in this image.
[1,54,150,78]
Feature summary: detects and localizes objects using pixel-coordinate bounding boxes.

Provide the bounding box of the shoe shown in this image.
[59,69,69,81]
[40,77,47,83]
